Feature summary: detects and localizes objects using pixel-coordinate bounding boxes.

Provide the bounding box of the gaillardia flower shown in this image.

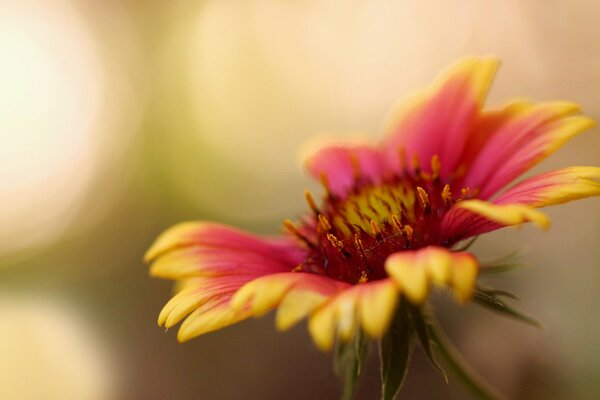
[146,58,599,398]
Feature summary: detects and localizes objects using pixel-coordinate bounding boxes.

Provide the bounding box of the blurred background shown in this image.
[1,0,599,399]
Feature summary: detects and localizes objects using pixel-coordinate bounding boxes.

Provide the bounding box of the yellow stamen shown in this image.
[327,233,346,253]
[304,190,320,214]
[319,173,331,194]
[358,270,368,283]
[431,155,441,179]
[412,153,421,174]
[349,154,362,180]
[459,186,471,201]
[292,265,303,272]
[391,214,403,230]
[397,145,407,170]
[370,220,381,236]
[284,219,316,248]
[318,214,331,231]
[441,184,452,204]
[403,225,414,240]
[416,186,430,209]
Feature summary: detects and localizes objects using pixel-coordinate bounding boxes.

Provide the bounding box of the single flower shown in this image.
[145,57,599,399]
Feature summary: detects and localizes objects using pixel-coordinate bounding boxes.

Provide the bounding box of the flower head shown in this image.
[146,57,599,397]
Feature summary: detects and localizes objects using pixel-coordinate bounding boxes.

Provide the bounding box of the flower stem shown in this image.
[427,320,508,400]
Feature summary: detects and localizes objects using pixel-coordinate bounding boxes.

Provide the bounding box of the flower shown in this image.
[145,57,599,395]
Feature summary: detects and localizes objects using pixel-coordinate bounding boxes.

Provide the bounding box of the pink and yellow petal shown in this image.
[157,275,256,329]
[495,166,600,207]
[382,57,499,177]
[385,246,479,304]
[463,101,594,198]
[308,279,399,351]
[177,298,253,342]
[439,200,551,241]
[146,222,304,280]
[145,222,304,266]
[455,200,550,229]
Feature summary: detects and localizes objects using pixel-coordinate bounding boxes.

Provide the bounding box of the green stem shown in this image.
[427,320,508,400]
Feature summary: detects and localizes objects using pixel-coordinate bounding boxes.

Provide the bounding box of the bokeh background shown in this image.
[1,1,600,399]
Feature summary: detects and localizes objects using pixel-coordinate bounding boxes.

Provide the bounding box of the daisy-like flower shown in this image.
[146,58,600,399]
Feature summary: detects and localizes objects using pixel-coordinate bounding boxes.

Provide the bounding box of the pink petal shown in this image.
[304,144,386,198]
[381,58,499,178]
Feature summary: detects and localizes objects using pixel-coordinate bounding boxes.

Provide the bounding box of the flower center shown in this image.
[286,157,476,284]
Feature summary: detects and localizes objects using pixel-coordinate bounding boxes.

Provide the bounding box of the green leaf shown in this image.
[427,319,508,400]
[334,330,368,400]
[473,288,543,328]
[379,302,414,400]
[407,305,447,380]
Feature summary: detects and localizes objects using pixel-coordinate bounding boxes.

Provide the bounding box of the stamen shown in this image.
[412,153,421,175]
[397,145,407,171]
[304,190,320,214]
[431,155,441,179]
[459,186,471,201]
[358,270,368,283]
[349,154,362,180]
[416,186,431,213]
[370,220,384,241]
[391,214,403,230]
[403,225,414,240]
[318,214,332,231]
[319,173,332,195]
[292,264,303,272]
[284,219,317,249]
[441,184,452,204]
[327,233,351,258]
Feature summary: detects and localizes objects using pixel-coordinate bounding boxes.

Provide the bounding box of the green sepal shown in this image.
[427,320,508,400]
[474,288,543,328]
[379,301,414,400]
[334,329,368,400]
[479,251,524,274]
[453,236,479,251]
[407,305,447,380]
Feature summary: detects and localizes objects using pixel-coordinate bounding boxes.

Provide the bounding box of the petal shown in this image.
[308,279,399,351]
[441,168,600,242]
[440,200,550,242]
[177,298,253,342]
[145,222,303,265]
[357,280,398,337]
[304,143,385,198]
[463,101,594,198]
[146,222,304,279]
[494,166,600,207]
[231,272,348,324]
[381,57,499,177]
[157,275,257,330]
[385,246,480,303]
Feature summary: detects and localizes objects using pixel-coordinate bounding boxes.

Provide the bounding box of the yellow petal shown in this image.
[276,290,329,331]
[424,247,453,285]
[449,253,479,303]
[385,253,429,303]
[456,200,551,230]
[358,280,398,338]
[308,304,336,351]
[145,222,206,262]
[177,302,251,342]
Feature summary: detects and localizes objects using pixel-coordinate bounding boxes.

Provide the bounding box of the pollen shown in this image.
[290,164,466,284]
